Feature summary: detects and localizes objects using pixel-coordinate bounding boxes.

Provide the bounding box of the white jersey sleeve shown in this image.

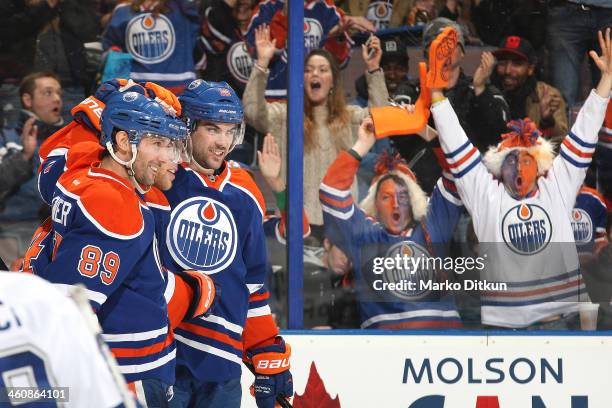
[0,272,129,408]
[548,89,609,211]
[430,98,505,238]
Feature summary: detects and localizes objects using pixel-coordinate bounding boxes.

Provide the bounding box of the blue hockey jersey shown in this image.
[32,157,176,385]
[102,1,199,91]
[320,151,464,329]
[163,162,278,382]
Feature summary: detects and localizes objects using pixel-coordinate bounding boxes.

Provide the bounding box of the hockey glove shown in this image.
[143,82,182,116]
[247,337,293,408]
[179,270,217,321]
[94,78,145,102]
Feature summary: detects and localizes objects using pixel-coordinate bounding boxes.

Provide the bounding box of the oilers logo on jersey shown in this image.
[126,13,175,64]
[227,41,253,84]
[366,1,393,30]
[167,196,237,273]
[377,241,434,301]
[303,18,324,50]
[571,208,593,244]
[501,204,552,255]
[281,18,324,63]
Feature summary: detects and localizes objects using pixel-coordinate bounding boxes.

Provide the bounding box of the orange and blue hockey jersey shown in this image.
[572,186,609,255]
[37,95,105,204]
[163,162,279,382]
[320,151,464,329]
[32,159,176,384]
[30,137,202,349]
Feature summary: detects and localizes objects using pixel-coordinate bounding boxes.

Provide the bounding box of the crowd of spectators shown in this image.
[2,0,612,331]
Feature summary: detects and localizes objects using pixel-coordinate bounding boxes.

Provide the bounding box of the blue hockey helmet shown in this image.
[100,90,190,164]
[179,80,245,149]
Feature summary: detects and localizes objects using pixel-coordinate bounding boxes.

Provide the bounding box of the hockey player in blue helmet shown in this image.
[29,90,220,407]
[162,80,291,408]
[178,79,245,174]
[100,90,191,192]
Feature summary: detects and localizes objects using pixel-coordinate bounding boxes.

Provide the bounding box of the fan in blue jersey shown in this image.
[102,0,200,92]
[320,116,465,329]
[162,79,290,408]
[27,90,218,406]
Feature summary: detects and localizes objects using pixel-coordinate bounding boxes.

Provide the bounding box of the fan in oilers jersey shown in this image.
[320,115,465,329]
[162,79,291,408]
[572,185,609,265]
[422,27,612,328]
[23,90,216,406]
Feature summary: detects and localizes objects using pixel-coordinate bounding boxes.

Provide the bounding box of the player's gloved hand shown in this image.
[247,337,293,408]
[94,78,146,102]
[179,270,217,320]
[143,82,182,116]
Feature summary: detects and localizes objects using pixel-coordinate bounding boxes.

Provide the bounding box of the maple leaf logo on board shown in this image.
[293,362,341,408]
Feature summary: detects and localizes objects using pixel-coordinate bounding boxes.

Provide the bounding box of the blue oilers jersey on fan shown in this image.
[102,1,199,90]
[572,186,609,255]
[31,159,176,385]
[163,163,277,382]
[320,151,464,329]
[245,0,342,99]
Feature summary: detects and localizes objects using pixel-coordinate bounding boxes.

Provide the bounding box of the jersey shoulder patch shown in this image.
[59,166,144,239]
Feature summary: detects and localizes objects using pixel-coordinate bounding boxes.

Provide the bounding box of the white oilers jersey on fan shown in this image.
[432,90,609,328]
[0,273,130,408]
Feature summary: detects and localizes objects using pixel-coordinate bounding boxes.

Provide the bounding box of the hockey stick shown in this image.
[244,362,293,408]
[68,284,137,408]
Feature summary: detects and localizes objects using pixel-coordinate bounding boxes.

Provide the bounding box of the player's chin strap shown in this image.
[105,141,152,194]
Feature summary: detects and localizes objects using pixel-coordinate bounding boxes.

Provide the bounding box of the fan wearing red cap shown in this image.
[428,27,612,329]
[491,36,568,143]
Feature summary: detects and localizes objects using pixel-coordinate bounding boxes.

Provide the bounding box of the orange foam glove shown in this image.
[427,26,458,89]
[370,62,431,138]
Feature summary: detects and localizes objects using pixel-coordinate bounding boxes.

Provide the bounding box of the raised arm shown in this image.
[550,29,612,208]
[320,118,385,257]
[242,24,280,133]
